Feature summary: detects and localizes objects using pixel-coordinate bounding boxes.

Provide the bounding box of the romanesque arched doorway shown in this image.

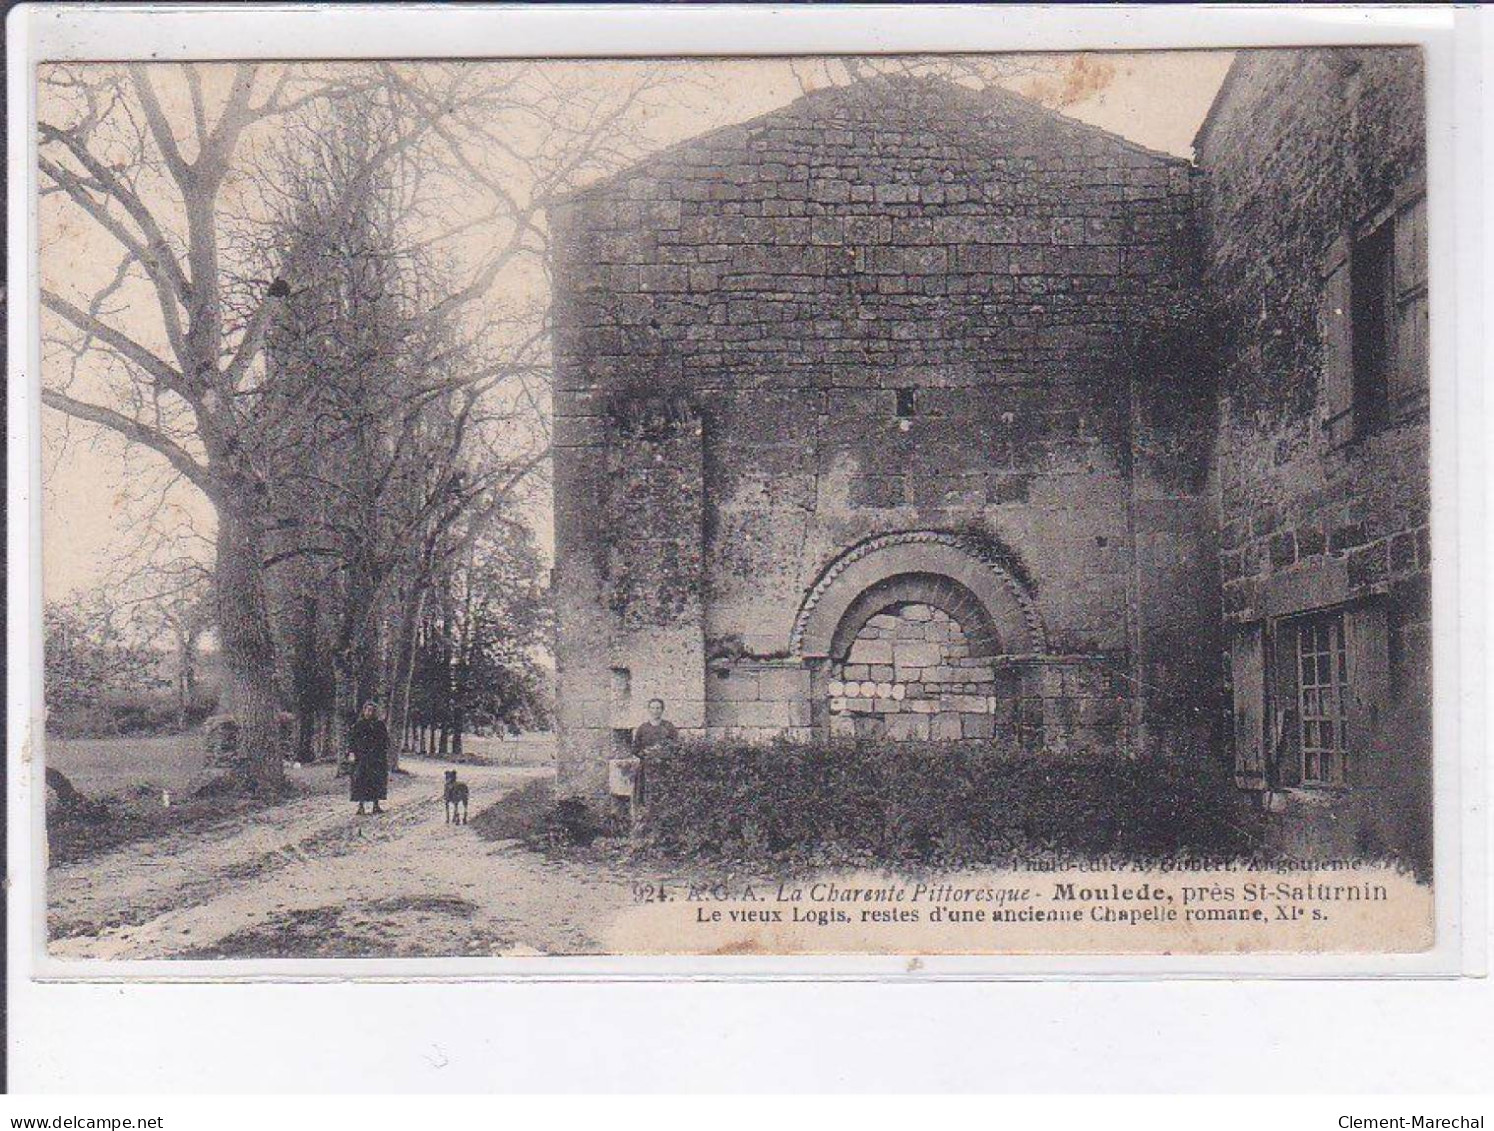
[790,532,1044,742]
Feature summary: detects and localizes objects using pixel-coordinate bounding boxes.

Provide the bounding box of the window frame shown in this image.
[1291,611,1352,788]
[1259,601,1390,794]
[1320,171,1429,449]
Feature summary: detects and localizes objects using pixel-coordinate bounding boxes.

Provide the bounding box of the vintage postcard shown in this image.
[29,45,1449,967]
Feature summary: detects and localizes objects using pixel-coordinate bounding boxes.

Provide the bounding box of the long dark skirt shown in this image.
[350,754,388,803]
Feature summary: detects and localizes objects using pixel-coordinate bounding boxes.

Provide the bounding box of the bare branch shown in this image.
[222,295,277,390]
[37,122,194,301]
[126,65,192,184]
[40,387,216,500]
[41,287,192,399]
[183,64,210,152]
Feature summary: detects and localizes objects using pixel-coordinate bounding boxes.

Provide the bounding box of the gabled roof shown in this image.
[562,72,1190,205]
[1191,54,1247,156]
[1194,50,1375,155]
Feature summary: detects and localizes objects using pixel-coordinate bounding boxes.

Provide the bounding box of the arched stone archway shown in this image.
[826,572,1003,661]
[791,532,1043,742]
[792,532,1043,660]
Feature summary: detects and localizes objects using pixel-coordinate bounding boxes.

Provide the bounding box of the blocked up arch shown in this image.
[790,531,1045,659]
[828,573,1002,660]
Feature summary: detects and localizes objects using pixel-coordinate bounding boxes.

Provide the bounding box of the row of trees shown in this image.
[37,63,637,786]
[43,516,551,753]
[403,522,552,760]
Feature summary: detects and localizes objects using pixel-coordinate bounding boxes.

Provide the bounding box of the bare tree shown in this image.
[117,557,216,731]
[242,91,550,766]
[38,64,369,787]
[39,62,657,788]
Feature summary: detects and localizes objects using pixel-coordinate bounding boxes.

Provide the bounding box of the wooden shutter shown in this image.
[1269,622,1302,788]
[1392,192,1429,406]
[1320,237,1355,446]
[1230,624,1267,789]
[1344,604,1391,786]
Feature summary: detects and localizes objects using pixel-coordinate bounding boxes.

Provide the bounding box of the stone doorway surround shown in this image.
[791,531,1045,660]
[791,531,1047,742]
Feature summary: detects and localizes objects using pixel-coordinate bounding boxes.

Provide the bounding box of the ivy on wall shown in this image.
[604,391,706,630]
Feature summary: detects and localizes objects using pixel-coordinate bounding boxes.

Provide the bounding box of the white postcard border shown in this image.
[6,2,1483,990]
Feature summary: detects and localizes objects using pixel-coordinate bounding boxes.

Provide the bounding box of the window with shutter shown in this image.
[1263,605,1389,790]
[1230,625,1267,789]
[1344,604,1392,777]
[1323,174,1429,446]
[1391,191,1429,408]
[1350,223,1394,438]
[1320,239,1354,447]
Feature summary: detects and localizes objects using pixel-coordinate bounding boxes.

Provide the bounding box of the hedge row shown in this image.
[47,693,220,739]
[635,737,1262,868]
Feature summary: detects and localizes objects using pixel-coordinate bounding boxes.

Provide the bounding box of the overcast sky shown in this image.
[41,52,1233,602]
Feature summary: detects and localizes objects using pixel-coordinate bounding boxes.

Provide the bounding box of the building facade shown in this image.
[550,76,1221,796]
[549,55,1432,853]
[1195,48,1430,857]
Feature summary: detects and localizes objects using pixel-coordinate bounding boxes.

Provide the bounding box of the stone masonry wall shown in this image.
[1199,49,1428,634]
[830,603,1004,742]
[1196,49,1430,851]
[552,76,1219,789]
[819,604,1127,752]
[553,394,708,793]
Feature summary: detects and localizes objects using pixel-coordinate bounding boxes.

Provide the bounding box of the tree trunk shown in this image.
[333,552,377,763]
[291,593,320,763]
[437,610,454,758]
[391,587,425,757]
[316,709,333,764]
[331,649,357,764]
[184,634,198,699]
[174,623,191,732]
[215,507,282,792]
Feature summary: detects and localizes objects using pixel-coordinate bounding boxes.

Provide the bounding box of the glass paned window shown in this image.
[1297,614,1350,785]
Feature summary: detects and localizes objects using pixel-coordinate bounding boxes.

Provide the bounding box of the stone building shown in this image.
[1195,48,1430,852]
[549,76,1219,795]
[549,54,1432,847]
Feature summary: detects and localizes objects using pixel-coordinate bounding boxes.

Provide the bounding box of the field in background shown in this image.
[46,731,555,802]
[453,733,555,768]
[47,734,209,797]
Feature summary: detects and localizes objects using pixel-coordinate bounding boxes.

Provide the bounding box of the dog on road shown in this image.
[443,769,470,825]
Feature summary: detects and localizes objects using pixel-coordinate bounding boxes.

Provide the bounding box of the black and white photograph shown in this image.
[31,44,1439,961]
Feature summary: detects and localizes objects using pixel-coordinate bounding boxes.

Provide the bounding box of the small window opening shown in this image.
[895,388,916,420]
[610,667,632,705]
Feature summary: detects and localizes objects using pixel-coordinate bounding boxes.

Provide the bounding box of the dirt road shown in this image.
[47,759,637,960]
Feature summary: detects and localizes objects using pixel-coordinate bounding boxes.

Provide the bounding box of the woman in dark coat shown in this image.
[348,701,390,816]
